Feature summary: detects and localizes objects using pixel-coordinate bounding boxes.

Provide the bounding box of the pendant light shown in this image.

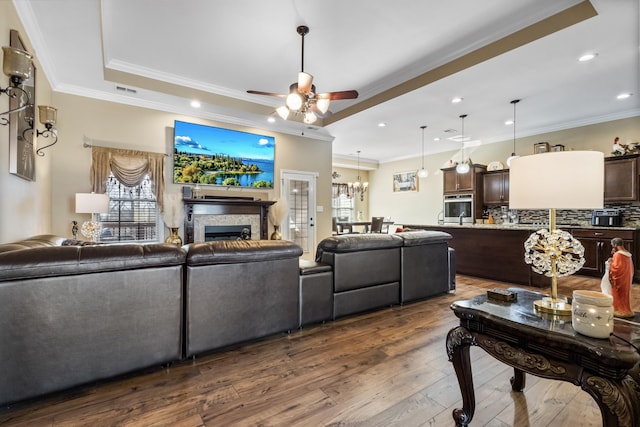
[506,99,520,167]
[418,125,428,178]
[456,114,470,174]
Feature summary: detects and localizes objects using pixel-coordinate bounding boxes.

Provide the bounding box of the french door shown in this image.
[280,170,317,254]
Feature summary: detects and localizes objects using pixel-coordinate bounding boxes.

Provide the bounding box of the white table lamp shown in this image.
[509,151,604,314]
[75,193,110,241]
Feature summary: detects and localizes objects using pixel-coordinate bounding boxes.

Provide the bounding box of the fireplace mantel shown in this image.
[183,197,276,243]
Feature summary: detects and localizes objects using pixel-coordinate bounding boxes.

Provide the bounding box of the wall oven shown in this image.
[444,194,474,224]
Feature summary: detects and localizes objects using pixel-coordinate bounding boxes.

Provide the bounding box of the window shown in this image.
[99,172,158,242]
[332,192,354,222]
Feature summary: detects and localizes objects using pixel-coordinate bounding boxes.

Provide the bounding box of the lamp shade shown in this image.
[38,106,57,125]
[509,151,604,209]
[2,46,32,81]
[75,193,110,214]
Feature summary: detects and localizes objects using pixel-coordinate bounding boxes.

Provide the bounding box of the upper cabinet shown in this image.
[442,165,486,194]
[482,170,509,206]
[604,155,638,203]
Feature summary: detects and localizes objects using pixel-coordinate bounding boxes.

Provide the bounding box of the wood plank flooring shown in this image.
[1,275,639,427]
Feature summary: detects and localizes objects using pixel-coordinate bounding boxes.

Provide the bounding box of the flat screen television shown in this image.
[173,120,275,189]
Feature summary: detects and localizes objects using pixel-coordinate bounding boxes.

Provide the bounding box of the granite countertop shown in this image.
[410,223,638,231]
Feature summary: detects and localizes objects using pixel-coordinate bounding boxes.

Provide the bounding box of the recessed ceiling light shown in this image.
[378,122,387,127]
[617,92,632,100]
[505,120,514,125]
[267,117,276,123]
[433,137,440,141]
[190,100,201,108]
[578,53,597,62]
[451,97,463,103]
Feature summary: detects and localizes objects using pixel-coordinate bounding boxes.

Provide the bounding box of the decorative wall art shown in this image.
[8,30,36,181]
[393,170,418,192]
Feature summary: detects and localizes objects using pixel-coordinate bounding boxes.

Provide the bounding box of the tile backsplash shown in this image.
[485,203,640,228]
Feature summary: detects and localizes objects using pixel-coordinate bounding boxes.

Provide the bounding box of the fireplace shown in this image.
[204,225,251,241]
[183,197,275,243]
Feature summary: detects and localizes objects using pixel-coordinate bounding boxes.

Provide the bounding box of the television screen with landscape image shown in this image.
[173,120,275,189]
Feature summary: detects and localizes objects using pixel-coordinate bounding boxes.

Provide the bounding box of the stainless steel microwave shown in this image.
[444,194,473,224]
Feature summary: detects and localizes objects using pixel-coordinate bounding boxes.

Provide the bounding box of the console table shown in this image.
[446,288,640,427]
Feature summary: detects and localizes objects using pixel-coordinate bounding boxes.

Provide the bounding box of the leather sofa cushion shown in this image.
[316,234,403,253]
[0,234,67,254]
[186,239,303,265]
[396,230,452,246]
[0,243,186,282]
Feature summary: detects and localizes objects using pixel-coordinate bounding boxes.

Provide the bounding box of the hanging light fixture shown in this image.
[506,99,520,167]
[418,125,428,178]
[456,114,470,174]
[348,150,369,202]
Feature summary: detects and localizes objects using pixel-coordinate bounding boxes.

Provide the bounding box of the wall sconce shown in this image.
[0,46,33,125]
[35,105,58,156]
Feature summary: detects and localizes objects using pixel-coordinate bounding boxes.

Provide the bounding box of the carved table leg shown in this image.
[511,368,526,391]
[446,326,476,427]
[580,371,640,427]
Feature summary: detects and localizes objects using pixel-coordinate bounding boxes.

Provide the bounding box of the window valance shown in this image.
[90,146,165,209]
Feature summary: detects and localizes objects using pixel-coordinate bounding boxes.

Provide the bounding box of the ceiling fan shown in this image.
[247,25,358,124]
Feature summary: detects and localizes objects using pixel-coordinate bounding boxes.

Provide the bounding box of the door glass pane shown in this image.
[287,179,309,252]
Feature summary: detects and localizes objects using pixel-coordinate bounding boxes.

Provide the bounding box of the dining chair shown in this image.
[370,216,385,233]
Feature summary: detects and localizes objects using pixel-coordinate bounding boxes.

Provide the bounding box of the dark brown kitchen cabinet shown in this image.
[442,165,486,194]
[571,228,635,277]
[604,155,638,203]
[482,170,509,206]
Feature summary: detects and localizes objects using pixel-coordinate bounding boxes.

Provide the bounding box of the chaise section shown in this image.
[184,239,303,357]
[299,259,333,327]
[316,234,403,319]
[397,230,452,302]
[0,240,186,406]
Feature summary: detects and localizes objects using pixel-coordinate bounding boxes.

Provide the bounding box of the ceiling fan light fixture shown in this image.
[303,110,317,124]
[247,25,358,124]
[298,72,313,93]
[316,95,330,114]
[276,105,290,120]
[286,91,303,110]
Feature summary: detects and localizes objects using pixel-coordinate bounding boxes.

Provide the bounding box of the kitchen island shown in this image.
[403,223,638,288]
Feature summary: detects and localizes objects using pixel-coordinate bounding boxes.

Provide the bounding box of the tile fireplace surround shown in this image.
[183,197,275,243]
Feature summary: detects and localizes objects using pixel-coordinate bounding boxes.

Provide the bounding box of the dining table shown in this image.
[336,221,394,233]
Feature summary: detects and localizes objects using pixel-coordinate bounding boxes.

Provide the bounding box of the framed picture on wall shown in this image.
[552,144,565,152]
[533,142,550,154]
[393,170,418,192]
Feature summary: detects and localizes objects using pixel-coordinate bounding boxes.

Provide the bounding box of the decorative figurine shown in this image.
[71,220,78,240]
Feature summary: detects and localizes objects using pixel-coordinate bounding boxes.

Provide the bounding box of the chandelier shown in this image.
[348,150,368,201]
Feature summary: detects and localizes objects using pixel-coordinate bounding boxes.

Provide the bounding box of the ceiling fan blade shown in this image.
[326,90,359,100]
[247,90,287,98]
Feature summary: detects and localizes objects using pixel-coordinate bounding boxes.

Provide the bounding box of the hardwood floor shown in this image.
[1,275,639,427]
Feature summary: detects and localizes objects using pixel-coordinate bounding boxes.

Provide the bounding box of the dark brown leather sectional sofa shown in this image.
[0,231,452,406]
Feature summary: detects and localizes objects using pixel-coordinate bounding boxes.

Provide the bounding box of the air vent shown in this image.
[443,128,457,133]
[115,85,137,94]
